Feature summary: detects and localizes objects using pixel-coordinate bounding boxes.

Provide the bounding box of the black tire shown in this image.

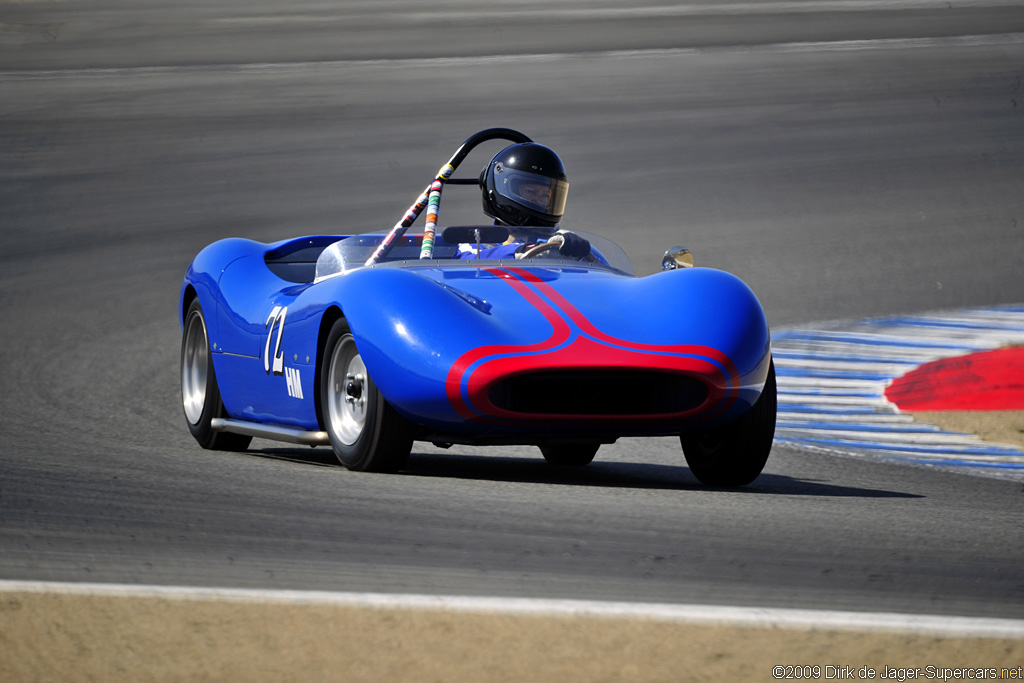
[540,443,600,467]
[181,299,252,452]
[320,318,415,472]
[680,359,776,487]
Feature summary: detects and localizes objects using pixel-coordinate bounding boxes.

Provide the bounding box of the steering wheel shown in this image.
[519,240,598,262]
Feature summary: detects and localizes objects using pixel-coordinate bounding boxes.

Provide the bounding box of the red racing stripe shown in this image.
[445,268,571,419]
[445,267,741,423]
[505,267,741,411]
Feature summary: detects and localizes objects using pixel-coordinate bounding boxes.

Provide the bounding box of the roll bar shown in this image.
[364,128,532,265]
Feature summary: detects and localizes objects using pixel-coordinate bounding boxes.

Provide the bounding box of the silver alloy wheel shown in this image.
[327,334,368,446]
[181,310,209,425]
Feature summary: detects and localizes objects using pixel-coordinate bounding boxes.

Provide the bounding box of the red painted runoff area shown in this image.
[885,347,1024,411]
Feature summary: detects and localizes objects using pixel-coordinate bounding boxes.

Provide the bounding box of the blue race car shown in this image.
[179,129,775,486]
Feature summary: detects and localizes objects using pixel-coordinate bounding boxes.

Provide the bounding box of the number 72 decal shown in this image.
[264,304,305,400]
[265,305,287,375]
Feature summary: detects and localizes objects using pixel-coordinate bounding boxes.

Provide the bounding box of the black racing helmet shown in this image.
[480,143,569,228]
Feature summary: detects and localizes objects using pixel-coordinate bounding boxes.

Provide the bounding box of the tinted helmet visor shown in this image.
[496,168,569,218]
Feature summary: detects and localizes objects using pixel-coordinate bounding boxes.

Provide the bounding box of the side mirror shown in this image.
[662,246,694,271]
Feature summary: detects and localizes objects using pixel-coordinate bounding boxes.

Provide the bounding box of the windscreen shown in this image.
[314,228,633,283]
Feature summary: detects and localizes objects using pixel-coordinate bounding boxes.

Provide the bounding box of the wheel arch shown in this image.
[314,305,345,430]
[180,285,199,327]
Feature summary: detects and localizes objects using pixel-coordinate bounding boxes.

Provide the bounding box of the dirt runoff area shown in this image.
[2,587,1023,682]
[913,410,1024,449]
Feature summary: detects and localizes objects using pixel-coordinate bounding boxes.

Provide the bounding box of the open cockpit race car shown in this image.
[179,128,775,486]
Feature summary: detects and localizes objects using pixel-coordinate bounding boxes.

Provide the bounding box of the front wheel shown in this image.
[320,318,415,472]
[680,359,776,487]
[181,299,252,452]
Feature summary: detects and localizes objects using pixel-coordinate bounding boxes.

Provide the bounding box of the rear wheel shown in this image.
[680,359,776,487]
[181,299,252,452]
[540,443,600,466]
[321,318,415,472]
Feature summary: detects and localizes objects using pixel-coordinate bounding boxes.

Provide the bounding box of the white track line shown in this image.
[2,33,1022,81]
[3,580,1023,639]
[218,1,1024,25]
[406,1,1024,22]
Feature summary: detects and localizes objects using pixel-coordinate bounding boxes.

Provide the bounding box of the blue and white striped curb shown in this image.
[771,304,1024,481]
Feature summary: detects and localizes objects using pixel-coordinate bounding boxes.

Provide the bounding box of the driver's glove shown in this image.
[550,230,591,258]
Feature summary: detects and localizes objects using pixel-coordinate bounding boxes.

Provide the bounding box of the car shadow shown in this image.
[250,446,338,467]
[252,446,921,499]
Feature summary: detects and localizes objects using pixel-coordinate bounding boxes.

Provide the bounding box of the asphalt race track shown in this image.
[2,0,1024,630]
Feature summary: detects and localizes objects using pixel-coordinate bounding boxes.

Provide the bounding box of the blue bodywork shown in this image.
[180,230,771,443]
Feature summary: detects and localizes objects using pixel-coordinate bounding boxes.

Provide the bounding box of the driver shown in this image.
[456,142,591,259]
